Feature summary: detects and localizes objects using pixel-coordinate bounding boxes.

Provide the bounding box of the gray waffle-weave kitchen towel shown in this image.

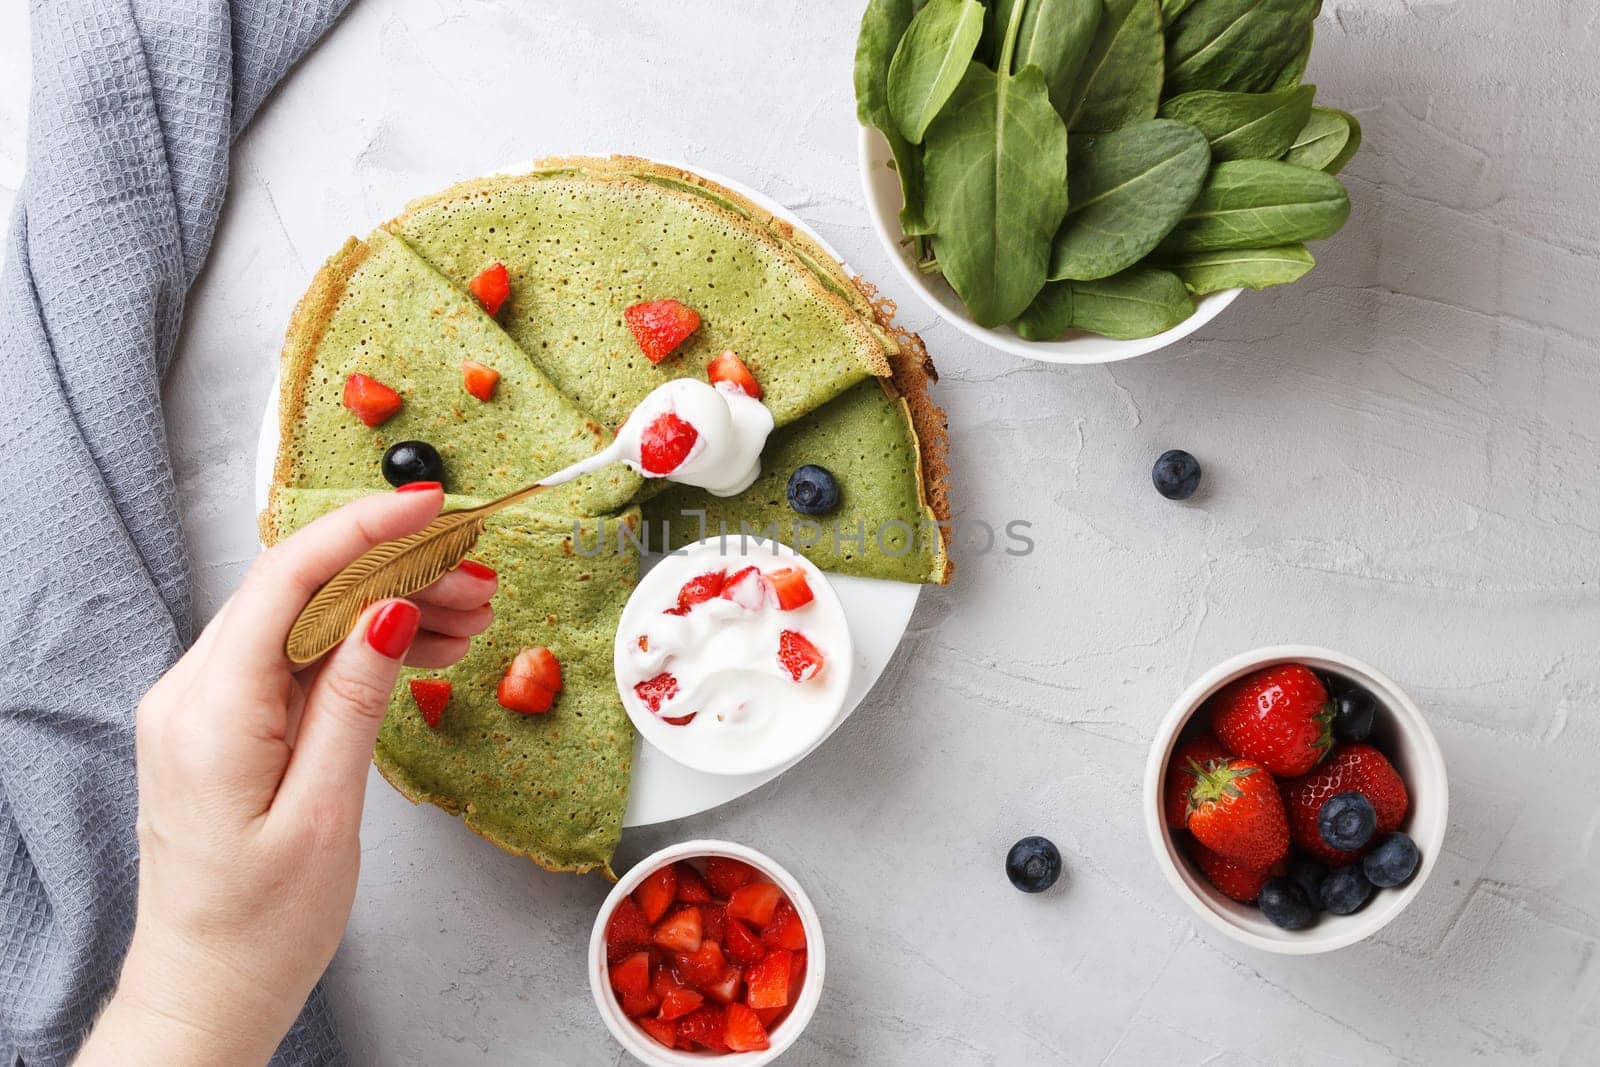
[0,2,352,1063]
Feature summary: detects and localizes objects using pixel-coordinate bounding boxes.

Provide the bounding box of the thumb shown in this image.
[274,599,420,821]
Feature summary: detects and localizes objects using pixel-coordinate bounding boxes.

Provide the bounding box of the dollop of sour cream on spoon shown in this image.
[539,378,774,496]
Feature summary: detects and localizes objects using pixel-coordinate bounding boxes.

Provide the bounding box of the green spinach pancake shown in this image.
[263,156,949,875]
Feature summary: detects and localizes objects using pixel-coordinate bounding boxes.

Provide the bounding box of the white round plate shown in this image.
[858,126,1241,365]
[254,157,920,827]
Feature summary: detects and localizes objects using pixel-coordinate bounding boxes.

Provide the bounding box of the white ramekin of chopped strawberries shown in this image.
[590,841,824,1064]
[1145,645,1449,954]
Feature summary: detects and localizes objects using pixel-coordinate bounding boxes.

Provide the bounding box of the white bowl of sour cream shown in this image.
[614,538,854,777]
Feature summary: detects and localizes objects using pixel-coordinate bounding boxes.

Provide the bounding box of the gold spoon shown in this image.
[283,444,624,668]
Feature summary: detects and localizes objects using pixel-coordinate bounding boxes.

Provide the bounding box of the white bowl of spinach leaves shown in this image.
[854,0,1361,363]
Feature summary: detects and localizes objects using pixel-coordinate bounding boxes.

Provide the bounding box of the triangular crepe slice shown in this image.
[645,333,952,585]
[384,158,893,432]
[262,488,637,875]
[274,227,640,517]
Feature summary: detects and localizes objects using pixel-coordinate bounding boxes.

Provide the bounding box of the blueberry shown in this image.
[1332,687,1377,742]
[382,440,444,487]
[1318,791,1377,851]
[1005,836,1062,893]
[1363,832,1421,888]
[786,464,840,516]
[1320,865,1374,915]
[1288,856,1329,911]
[1151,449,1202,501]
[1258,877,1316,930]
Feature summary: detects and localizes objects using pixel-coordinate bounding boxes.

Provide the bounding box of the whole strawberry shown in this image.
[1188,840,1276,903]
[1163,733,1231,828]
[1209,664,1333,776]
[1281,742,1409,865]
[1186,757,1290,870]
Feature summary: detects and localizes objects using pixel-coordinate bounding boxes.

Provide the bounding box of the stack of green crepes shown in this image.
[263,157,951,875]
[856,0,1360,340]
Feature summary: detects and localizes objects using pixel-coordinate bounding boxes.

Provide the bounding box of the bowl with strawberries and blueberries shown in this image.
[1145,647,1448,954]
[590,841,823,1064]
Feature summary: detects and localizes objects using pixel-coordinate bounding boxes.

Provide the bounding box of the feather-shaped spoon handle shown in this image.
[283,443,622,668]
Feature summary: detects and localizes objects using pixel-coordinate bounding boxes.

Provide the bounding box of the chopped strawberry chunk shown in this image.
[724,1002,771,1052]
[719,565,770,610]
[634,672,679,714]
[745,949,793,1010]
[658,984,704,1022]
[761,899,807,951]
[672,941,727,988]
[706,350,762,398]
[724,918,765,967]
[652,907,703,954]
[608,951,651,998]
[674,862,712,903]
[638,411,699,475]
[510,646,563,691]
[675,570,726,612]
[699,901,727,944]
[767,568,814,611]
[635,1015,680,1050]
[461,360,500,402]
[341,373,402,427]
[495,674,554,715]
[635,865,678,924]
[408,678,451,729]
[660,712,698,726]
[620,987,659,1018]
[625,299,701,363]
[755,1005,785,1028]
[469,262,510,316]
[777,630,824,682]
[705,857,760,898]
[701,965,743,1006]
[788,949,807,998]
[727,883,784,927]
[676,1005,728,1051]
[604,897,651,962]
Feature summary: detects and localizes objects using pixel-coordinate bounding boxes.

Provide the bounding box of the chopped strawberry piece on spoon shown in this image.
[638,411,699,474]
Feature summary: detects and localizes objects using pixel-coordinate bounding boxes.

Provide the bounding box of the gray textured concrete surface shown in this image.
[4,1,1599,1063]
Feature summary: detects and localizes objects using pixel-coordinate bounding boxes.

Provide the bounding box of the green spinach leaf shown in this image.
[1160,0,1196,24]
[923,5,1070,327]
[1164,0,1319,97]
[1163,243,1315,293]
[1270,26,1314,89]
[1049,119,1210,280]
[1012,280,1076,340]
[1284,106,1361,174]
[856,0,933,234]
[1066,267,1195,338]
[1066,0,1165,132]
[888,0,987,144]
[1159,158,1349,252]
[995,0,1103,119]
[1159,84,1315,161]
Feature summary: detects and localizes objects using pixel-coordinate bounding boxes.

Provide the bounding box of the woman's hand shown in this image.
[78,485,494,1066]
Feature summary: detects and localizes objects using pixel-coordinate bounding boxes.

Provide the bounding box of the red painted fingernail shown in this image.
[365,601,420,659]
[456,559,496,581]
[395,481,442,494]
